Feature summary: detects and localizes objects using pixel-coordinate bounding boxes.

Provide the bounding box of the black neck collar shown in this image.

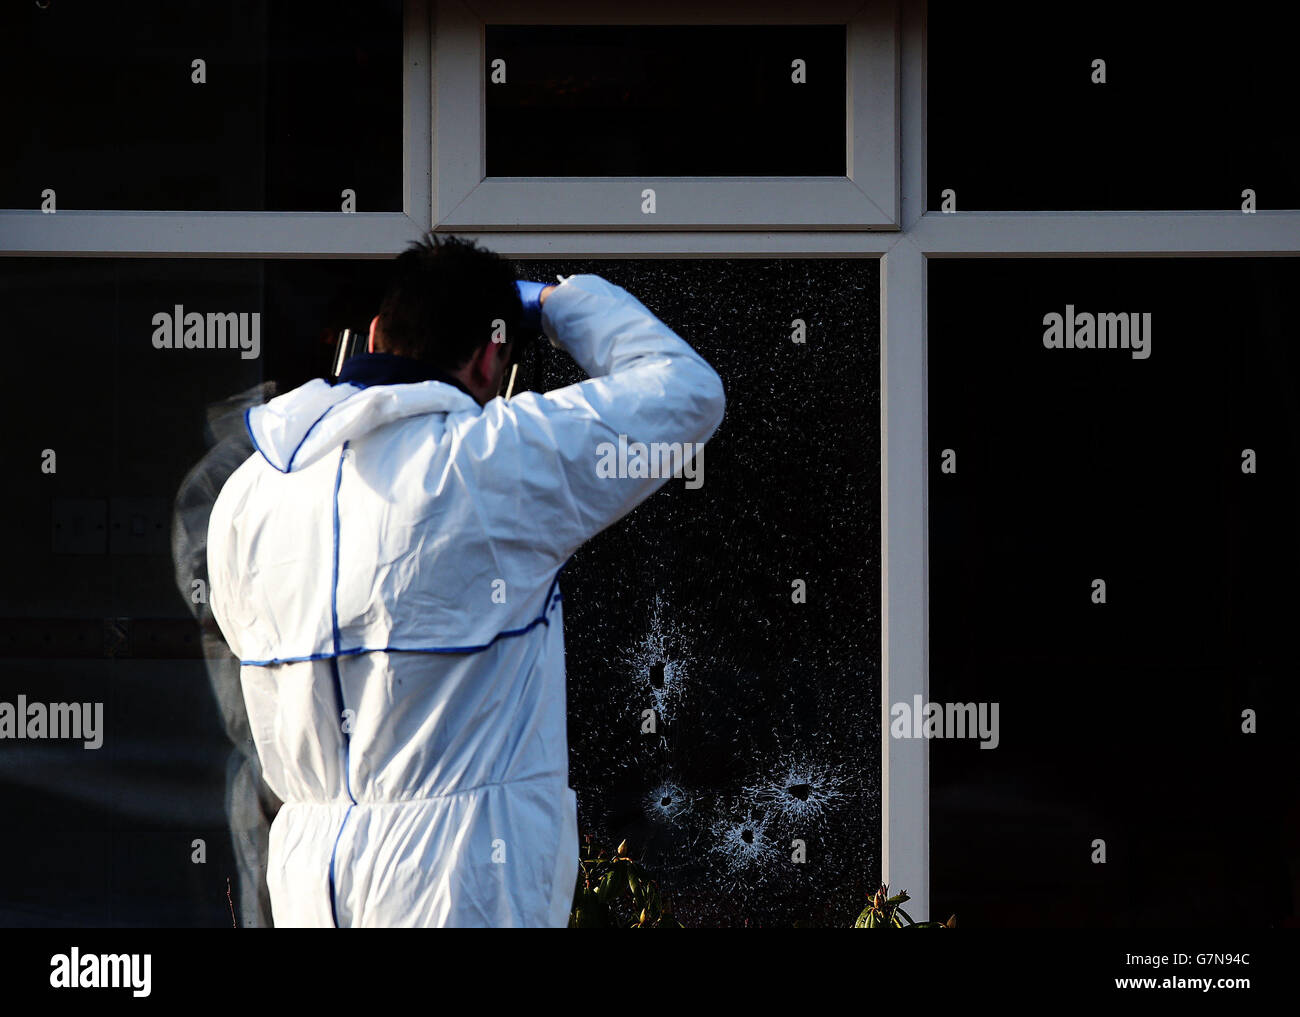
[335,352,477,401]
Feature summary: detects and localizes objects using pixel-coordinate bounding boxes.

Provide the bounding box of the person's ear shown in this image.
[466,341,499,385]
[368,315,380,353]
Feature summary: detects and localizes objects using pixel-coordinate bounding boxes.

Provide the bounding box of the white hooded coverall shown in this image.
[207,274,726,927]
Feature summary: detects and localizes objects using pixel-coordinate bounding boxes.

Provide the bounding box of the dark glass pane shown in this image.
[0,0,402,211]
[928,259,1300,925]
[512,258,879,925]
[487,26,846,176]
[928,1,1300,210]
[0,256,389,925]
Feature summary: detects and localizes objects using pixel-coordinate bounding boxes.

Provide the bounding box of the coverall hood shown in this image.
[244,375,479,474]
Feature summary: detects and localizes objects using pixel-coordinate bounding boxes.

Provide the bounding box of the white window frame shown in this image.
[433,0,899,230]
[5,0,1300,925]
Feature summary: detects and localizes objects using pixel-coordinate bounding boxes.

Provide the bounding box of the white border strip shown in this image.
[443,232,897,255]
[0,211,421,258]
[913,210,1300,256]
[880,236,928,919]
[879,0,928,919]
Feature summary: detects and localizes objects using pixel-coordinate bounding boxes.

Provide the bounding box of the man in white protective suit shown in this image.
[207,235,726,927]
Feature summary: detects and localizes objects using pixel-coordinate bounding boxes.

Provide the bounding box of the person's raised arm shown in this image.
[482,273,726,566]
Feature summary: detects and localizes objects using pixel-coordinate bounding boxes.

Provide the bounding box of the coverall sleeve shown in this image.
[494,273,726,567]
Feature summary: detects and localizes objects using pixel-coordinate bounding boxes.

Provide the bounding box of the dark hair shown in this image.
[375,234,522,370]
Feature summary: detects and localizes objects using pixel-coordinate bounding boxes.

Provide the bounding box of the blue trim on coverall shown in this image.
[327,443,358,928]
[238,569,566,667]
[244,396,359,475]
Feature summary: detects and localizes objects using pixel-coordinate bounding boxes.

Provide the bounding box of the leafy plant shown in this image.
[569,836,683,928]
[854,885,956,928]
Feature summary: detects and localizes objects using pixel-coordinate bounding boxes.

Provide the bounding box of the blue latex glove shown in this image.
[515,279,548,333]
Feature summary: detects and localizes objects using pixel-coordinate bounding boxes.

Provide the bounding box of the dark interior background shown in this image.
[928,1,1300,211]
[486,25,846,177]
[0,0,403,211]
[928,258,1300,927]
[0,258,388,925]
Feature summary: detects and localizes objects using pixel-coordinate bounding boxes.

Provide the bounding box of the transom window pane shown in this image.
[928,1,1300,211]
[0,0,403,212]
[486,25,847,177]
